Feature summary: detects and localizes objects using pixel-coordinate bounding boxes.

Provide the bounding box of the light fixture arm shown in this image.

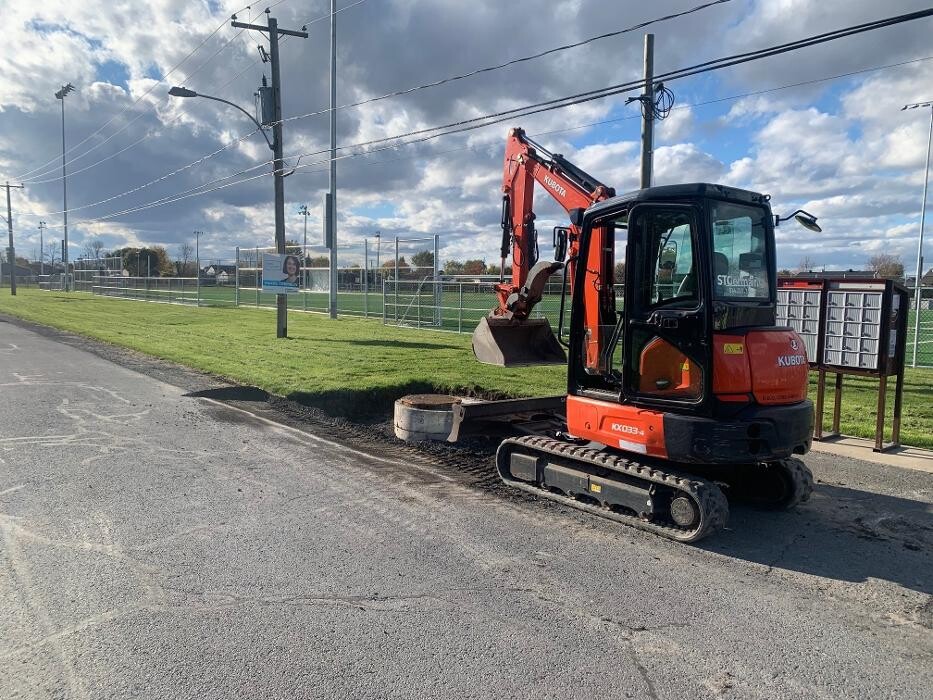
[169,87,275,150]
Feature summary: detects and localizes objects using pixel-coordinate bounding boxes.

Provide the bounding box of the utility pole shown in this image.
[232,11,308,337]
[638,34,655,189]
[38,221,47,275]
[902,100,933,367]
[3,182,24,296]
[328,0,338,319]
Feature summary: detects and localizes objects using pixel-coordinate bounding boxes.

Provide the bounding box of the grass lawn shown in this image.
[1,289,931,448]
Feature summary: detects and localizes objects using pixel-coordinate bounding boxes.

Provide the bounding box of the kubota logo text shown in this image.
[777,354,806,367]
[544,175,567,198]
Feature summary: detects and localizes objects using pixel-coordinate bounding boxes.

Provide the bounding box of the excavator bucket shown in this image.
[472,316,567,367]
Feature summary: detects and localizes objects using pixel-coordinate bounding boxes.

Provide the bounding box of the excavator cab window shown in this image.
[642,213,699,310]
[710,202,772,300]
[625,205,704,402]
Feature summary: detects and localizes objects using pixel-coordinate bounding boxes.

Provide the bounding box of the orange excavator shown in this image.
[470,128,817,542]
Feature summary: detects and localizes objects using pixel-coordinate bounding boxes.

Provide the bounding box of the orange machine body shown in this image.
[566,328,809,459]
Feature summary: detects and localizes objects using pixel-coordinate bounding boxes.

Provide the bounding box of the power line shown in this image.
[35,44,933,228]
[13,1,294,185]
[12,2,259,182]
[278,0,732,126]
[217,0,377,99]
[282,51,933,177]
[10,1,378,198]
[15,3,295,186]
[281,5,933,159]
[18,25,256,184]
[14,0,357,188]
[29,10,933,228]
[28,130,266,218]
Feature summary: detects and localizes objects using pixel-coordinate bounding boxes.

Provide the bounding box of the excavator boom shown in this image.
[472,128,615,367]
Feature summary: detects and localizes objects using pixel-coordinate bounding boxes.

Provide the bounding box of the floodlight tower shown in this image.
[55,83,75,290]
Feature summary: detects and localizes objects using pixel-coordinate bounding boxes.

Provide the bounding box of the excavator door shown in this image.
[622,204,708,403]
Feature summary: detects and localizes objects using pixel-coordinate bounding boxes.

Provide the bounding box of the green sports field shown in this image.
[90,280,933,367]
[1,288,931,448]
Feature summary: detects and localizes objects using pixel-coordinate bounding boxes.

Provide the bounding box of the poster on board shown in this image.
[262,253,302,294]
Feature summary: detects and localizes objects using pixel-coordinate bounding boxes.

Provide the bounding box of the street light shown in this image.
[168,86,274,150]
[298,204,309,291]
[55,82,74,290]
[38,221,46,276]
[902,100,933,367]
[169,84,287,335]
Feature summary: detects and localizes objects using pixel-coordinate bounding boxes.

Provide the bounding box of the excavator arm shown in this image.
[473,128,617,370]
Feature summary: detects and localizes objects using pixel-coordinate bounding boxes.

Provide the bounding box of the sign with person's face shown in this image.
[262,253,301,294]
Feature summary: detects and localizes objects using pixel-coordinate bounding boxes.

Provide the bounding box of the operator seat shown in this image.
[638,338,701,398]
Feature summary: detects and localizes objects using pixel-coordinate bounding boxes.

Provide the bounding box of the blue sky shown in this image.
[1,0,931,275]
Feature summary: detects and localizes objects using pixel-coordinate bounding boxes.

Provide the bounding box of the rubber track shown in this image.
[497,435,730,543]
[779,457,814,509]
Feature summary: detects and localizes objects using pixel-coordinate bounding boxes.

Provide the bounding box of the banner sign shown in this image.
[262,253,301,294]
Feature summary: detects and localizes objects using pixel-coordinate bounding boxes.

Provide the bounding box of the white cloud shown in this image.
[0,0,929,275]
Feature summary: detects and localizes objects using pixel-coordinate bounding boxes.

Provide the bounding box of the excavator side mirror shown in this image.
[774,209,822,233]
[553,227,569,261]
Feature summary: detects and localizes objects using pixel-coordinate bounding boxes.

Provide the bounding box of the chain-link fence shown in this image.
[382,278,626,336]
[234,238,386,316]
[27,240,933,369]
[382,276,933,370]
[94,276,201,304]
[73,256,123,293]
[907,282,933,367]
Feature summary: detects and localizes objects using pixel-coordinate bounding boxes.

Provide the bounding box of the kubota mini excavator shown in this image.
[471,128,816,542]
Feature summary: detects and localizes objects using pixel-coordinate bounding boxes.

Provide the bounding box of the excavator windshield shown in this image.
[710,201,772,300]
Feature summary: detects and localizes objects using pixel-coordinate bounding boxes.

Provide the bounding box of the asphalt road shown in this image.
[1,318,931,700]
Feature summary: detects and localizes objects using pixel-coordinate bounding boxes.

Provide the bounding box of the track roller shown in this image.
[496,435,729,543]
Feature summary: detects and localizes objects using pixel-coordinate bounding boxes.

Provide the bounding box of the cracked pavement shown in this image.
[0,318,931,699]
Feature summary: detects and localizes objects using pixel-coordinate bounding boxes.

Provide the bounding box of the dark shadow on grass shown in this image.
[702,484,933,595]
[186,380,517,419]
[186,386,270,402]
[312,338,465,351]
[287,381,440,417]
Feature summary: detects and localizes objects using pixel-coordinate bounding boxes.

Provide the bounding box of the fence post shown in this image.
[394,236,399,324]
[256,246,260,307]
[235,246,240,307]
[363,238,369,318]
[458,283,463,333]
[433,233,441,326]
[383,278,387,325]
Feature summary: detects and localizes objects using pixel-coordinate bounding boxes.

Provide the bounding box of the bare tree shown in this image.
[177,241,194,276]
[797,256,815,273]
[867,253,904,280]
[45,242,60,269]
[91,240,105,262]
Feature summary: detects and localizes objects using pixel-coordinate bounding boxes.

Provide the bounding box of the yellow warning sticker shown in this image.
[723,343,745,355]
[590,483,602,494]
